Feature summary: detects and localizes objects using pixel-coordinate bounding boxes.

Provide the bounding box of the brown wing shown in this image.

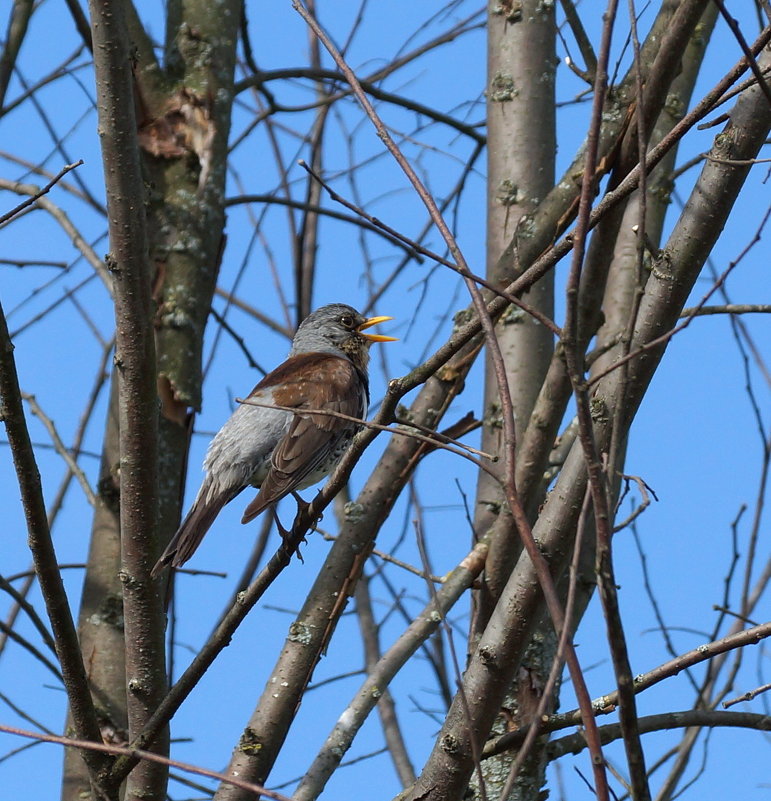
[241,353,366,523]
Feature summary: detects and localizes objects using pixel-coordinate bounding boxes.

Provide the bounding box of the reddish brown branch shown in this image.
[0,723,292,801]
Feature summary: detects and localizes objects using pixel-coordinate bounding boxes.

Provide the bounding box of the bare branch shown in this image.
[21,393,97,506]
[0,723,294,801]
[0,300,110,785]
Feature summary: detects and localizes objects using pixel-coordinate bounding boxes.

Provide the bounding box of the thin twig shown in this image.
[0,160,82,225]
[316,528,444,584]
[484,620,771,756]
[0,175,112,292]
[292,4,608,798]
[298,159,562,337]
[0,620,63,680]
[589,204,771,387]
[22,393,97,506]
[236,396,498,473]
[712,0,771,107]
[723,681,771,709]
[226,191,425,259]
[0,723,292,801]
[680,303,771,317]
[546,709,771,760]
[0,574,57,654]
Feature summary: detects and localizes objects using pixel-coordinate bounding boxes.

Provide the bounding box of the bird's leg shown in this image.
[291,490,325,525]
[272,502,306,563]
[291,491,310,519]
[292,490,328,530]
[271,508,293,541]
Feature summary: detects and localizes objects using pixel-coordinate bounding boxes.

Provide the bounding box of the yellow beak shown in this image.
[358,315,398,342]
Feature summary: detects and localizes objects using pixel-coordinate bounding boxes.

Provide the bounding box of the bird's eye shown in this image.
[340,315,354,329]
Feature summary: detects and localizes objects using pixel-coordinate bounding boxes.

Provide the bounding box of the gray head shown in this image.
[289,303,395,368]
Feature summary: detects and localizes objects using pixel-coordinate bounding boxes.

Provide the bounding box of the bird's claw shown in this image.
[272,507,306,562]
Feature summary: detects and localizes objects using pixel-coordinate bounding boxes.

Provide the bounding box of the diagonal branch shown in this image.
[0,300,111,785]
[291,4,609,799]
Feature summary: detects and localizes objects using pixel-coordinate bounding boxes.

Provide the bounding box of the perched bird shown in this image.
[152,303,395,574]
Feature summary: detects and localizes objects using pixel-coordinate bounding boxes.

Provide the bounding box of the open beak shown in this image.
[357,315,398,343]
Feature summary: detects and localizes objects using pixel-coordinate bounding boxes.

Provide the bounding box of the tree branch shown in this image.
[87,0,167,796]
[0,299,111,785]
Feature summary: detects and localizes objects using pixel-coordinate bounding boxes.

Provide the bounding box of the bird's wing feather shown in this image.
[241,353,365,523]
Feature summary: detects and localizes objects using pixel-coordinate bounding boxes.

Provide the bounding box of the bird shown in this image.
[152,303,396,574]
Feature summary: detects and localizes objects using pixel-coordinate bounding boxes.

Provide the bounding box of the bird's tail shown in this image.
[152,487,229,576]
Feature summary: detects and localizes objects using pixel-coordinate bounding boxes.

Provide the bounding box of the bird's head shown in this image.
[290,303,396,369]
